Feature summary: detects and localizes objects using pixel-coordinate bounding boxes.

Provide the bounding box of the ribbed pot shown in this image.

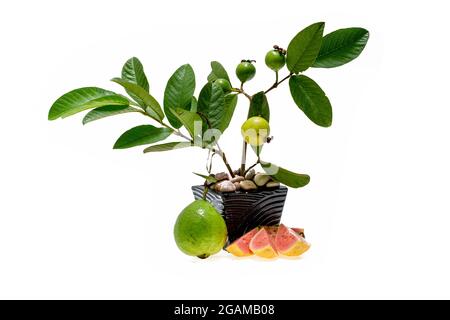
[191,185,288,244]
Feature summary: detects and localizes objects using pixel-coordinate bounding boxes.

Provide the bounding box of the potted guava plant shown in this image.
[48,22,369,259]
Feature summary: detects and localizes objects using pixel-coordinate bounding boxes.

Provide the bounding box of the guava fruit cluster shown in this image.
[226,224,310,259]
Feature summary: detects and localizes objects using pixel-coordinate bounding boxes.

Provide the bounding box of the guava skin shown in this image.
[174,200,228,259]
[236,61,256,83]
[265,50,286,71]
[215,78,232,93]
[241,116,270,147]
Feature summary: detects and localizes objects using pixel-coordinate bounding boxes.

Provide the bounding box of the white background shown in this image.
[1,0,449,299]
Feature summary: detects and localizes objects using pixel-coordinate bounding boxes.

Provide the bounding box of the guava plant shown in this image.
[48,22,369,189]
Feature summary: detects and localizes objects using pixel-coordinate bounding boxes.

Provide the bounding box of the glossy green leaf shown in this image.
[144,106,161,120]
[169,108,202,139]
[287,22,325,73]
[313,27,369,68]
[289,75,332,127]
[143,141,193,153]
[122,57,149,91]
[163,64,196,128]
[113,125,172,149]
[248,91,270,121]
[218,94,238,132]
[261,162,310,188]
[207,61,230,83]
[111,78,164,120]
[193,172,218,184]
[197,82,225,130]
[82,105,139,124]
[190,96,198,112]
[121,57,149,105]
[48,87,129,120]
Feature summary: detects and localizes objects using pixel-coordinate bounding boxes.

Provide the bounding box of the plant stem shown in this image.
[234,82,255,175]
[173,130,192,141]
[215,143,235,178]
[195,112,234,177]
[202,186,209,200]
[139,109,192,142]
[244,159,260,175]
[232,83,252,101]
[239,141,247,176]
[161,122,192,141]
[264,73,292,94]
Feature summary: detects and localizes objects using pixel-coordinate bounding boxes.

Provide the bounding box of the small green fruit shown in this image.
[241,116,270,147]
[265,50,286,71]
[236,61,256,83]
[215,78,232,93]
[174,200,228,259]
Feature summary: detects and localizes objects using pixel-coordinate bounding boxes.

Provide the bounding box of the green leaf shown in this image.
[248,91,270,121]
[82,105,139,125]
[121,57,150,105]
[218,94,238,132]
[163,64,196,128]
[169,108,202,139]
[111,78,164,120]
[113,125,173,149]
[287,22,325,73]
[48,87,129,120]
[122,57,149,90]
[197,82,225,130]
[144,106,161,120]
[261,162,310,188]
[143,141,193,153]
[313,27,369,68]
[190,96,198,112]
[289,75,332,127]
[207,61,231,83]
[193,172,218,184]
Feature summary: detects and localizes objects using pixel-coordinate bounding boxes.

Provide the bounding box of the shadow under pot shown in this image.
[191,185,288,244]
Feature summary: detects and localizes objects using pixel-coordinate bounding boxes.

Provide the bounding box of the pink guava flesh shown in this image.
[249,227,278,258]
[225,228,259,257]
[275,224,310,256]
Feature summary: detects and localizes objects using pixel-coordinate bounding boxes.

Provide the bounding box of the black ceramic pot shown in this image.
[191,185,288,244]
